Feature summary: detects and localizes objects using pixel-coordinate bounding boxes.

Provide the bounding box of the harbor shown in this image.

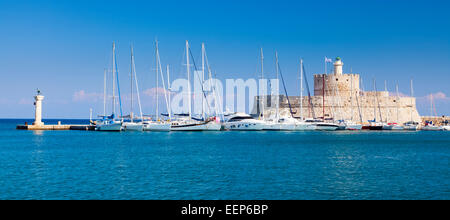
[3,0,450,203]
[16,51,449,132]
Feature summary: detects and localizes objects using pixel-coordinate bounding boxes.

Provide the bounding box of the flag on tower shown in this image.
[325,57,332,63]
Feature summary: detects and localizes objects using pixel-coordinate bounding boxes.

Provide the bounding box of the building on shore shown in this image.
[252,57,421,124]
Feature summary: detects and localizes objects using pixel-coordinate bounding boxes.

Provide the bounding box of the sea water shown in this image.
[0,119,449,200]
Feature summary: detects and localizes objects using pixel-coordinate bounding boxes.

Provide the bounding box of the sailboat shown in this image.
[404,79,419,130]
[381,81,395,130]
[262,52,297,131]
[96,42,123,131]
[294,59,316,130]
[390,83,404,130]
[442,121,450,131]
[363,79,383,130]
[123,45,144,131]
[421,94,443,131]
[170,41,221,131]
[143,40,171,131]
[342,70,363,130]
[381,82,403,130]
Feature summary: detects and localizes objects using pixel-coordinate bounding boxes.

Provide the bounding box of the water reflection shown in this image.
[32,130,44,136]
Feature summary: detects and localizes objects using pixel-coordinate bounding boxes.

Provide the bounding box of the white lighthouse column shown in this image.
[33,94,45,126]
[334,57,344,75]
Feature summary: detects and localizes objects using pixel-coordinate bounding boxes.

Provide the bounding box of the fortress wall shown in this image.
[252,94,421,124]
[251,58,421,124]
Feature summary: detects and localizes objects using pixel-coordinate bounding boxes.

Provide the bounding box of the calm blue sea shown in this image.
[0,119,449,200]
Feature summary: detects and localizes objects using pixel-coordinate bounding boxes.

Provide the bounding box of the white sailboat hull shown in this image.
[314,123,339,131]
[123,122,144,131]
[421,126,443,131]
[382,124,394,130]
[404,125,418,131]
[170,121,221,131]
[345,124,363,130]
[391,125,404,130]
[294,123,316,131]
[263,122,281,131]
[96,122,123,131]
[143,122,171,131]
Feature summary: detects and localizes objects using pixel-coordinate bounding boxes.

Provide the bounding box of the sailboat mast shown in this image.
[167,65,172,120]
[374,79,383,122]
[300,59,303,120]
[155,40,159,121]
[260,48,265,120]
[373,79,376,121]
[103,69,106,117]
[201,43,206,119]
[350,74,354,122]
[396,83,399,123]
[430,94,433,117]
[186,40,192,119]
[112,42,116,117]
[131,45,143,121]
[410,79,414,122]
[130,45,134,122]
[275,51,279,121]
[385,80,388,122]
[323,74,325,119]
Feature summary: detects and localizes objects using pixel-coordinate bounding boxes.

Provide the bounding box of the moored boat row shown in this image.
[93,42,448,132]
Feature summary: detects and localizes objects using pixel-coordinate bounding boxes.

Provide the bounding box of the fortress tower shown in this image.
[314,57,360,97]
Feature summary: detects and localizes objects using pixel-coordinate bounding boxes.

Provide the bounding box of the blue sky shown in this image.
[0,0,449,118]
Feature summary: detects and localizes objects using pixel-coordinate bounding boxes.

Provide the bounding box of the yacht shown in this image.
[305,119,339,131]
[294,121,317,130]
[421,121,443,131]
[171,116,221,131]
[123,121,143,131]
[403,121,419,131]
[123,45,144,132]
[223,112,265,131]
[382,123,403,130]
[96,117,123,131]
[343,121,363,130]
[362,119,383,130]
[96,42,123,132]
[143,120,171,131]
[142,40,171,132]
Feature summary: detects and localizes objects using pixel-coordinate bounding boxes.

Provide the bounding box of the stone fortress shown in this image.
[252,57,422,124]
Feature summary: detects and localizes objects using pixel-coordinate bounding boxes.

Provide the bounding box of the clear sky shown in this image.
[1,0,449,118]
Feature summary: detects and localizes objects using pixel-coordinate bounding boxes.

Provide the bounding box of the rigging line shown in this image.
[115,51,123,118]
[156,42,170,117]
[302,64,315,118]
[277,61,294,118]
[188,48,213,117]
[374,79,383,122]
[204,49,221,117]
